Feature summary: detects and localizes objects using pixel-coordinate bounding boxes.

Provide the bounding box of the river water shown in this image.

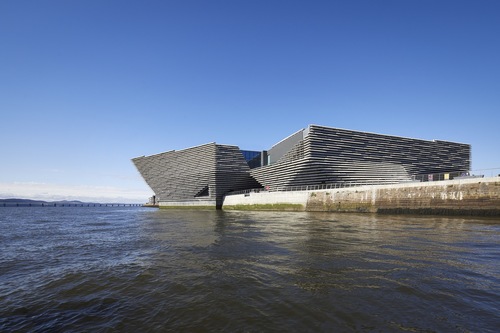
[1,207,499,332]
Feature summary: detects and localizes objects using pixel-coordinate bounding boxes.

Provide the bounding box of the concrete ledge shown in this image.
[223,203,305,211]
[223,190,309,206]
[159,205,217,210]
[159,200,217,209]
[378,208,500,216]
[222,177,500,216]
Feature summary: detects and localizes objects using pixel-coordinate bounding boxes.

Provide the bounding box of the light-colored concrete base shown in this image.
[158,199,217,209]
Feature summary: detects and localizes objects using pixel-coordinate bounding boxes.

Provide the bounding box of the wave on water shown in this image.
[1,207,499,332]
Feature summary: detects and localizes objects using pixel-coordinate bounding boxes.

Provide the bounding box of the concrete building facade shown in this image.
[132,124,471,208]
[132,143,261,208]
[251,125,470,189]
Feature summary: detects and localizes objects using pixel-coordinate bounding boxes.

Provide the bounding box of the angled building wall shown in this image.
[132,124,471,207]
[132,143,261,208]
[250,125,471,189]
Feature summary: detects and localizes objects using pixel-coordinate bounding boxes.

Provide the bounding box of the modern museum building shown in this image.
[132,124,471,208]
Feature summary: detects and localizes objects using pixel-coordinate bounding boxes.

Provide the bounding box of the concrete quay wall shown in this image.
[223,190,309,211]
[222,177,500,216]
[158,199,217,209]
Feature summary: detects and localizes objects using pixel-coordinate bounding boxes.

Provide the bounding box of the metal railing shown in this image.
[412,168,500,182]
[225,168,500,196]
[466,167,500,178]
[226,181,400,196]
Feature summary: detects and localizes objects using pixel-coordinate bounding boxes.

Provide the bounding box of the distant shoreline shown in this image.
[0,198,142,207]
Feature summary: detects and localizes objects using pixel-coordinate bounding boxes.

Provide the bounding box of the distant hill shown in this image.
[1,198,48,204]
[1,198,87,204]
[0,198,142,207]
[0,198,139,207]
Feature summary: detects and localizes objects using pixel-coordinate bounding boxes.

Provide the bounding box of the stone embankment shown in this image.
[223,177,500,216]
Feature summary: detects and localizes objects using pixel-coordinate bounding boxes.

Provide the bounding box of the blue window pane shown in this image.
[240,150,261,169]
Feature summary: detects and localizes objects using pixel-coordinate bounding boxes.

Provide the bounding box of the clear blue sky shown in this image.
[1,0,499,202]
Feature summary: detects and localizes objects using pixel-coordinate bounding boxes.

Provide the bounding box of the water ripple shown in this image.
[0,208,499,332]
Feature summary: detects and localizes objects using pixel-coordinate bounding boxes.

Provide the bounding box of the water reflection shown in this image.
[2,207,498,332]
[134,209,499,331]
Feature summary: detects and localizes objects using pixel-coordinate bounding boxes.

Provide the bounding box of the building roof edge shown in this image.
[307,124,470,145]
